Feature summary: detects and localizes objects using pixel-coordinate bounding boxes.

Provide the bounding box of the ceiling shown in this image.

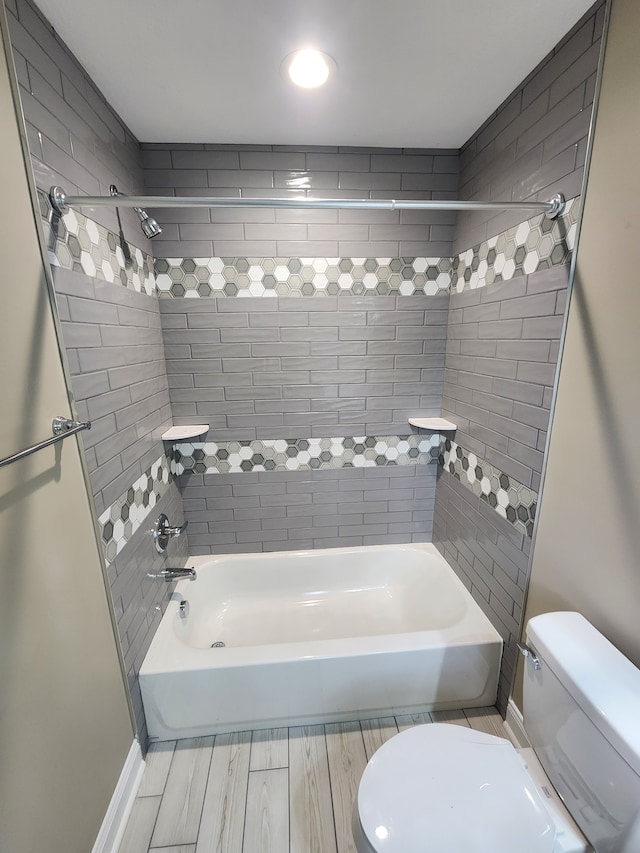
[34,0,595,148]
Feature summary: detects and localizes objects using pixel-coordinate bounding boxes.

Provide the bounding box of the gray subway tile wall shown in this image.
[160,295,448,440]
[51,268,173,516]
[160,294,447,552]
[142,145,459,258]
[109,483,189,745]
[180,466,436,555]
[6,0,151,251]
[441,266,568,490]
[454,1,604,254]
[433,470,530,713]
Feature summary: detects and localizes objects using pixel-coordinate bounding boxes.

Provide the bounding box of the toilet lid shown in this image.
[357,724,556,853]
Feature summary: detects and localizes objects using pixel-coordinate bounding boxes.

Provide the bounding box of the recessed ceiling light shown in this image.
[284,49,335,89]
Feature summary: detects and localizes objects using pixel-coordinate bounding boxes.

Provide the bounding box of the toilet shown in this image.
[353,611,640,852]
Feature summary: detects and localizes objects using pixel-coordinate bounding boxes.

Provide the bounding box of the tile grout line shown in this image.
[188,734,216,853]
[238,751,252,853]
[144,796,162,853]
[144,742,175,852]
[322,725,340,853]
[287,730,291,853]
[287,727,294,853]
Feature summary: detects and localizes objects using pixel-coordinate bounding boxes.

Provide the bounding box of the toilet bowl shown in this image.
[353,612,640,853]
[353,723,587,853]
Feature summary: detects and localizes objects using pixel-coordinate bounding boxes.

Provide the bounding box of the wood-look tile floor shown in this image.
[120,706,505,853]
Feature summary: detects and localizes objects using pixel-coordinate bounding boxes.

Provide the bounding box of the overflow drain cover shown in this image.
[211,641,226,648]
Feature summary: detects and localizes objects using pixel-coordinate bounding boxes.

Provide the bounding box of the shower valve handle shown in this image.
[164,520,188,537]
[153,513,188,553]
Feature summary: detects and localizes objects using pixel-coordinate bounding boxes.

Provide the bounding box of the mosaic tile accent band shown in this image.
[154,199,577,298]
[155,257,452,298]
[439,438,537,537]
[38,191,156,295]
[40,191,578,299]
[452,196,579,292]
[170,434,441,476]
[95,435,534,558]
[98,454,173,567]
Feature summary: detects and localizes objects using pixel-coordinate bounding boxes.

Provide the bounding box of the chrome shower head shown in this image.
[109,184,162,239]
[135,207,163,239]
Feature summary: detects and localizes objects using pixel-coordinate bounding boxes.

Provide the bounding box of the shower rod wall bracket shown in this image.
[50,185,68,215]
[48,186,567,220]
[546,193,566,219]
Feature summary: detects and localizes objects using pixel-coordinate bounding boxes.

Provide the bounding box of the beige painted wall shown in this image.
[515,0,640,708]
[0,9,134,853]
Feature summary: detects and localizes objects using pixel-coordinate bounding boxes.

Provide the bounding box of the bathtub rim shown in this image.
[140,542,503,675]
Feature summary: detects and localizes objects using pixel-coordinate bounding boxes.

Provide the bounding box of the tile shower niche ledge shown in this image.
[161,425,209,441]
[408,418,457,431]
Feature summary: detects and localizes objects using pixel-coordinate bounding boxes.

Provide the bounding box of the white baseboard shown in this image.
[503,698,531,748]
[92,740,145,853]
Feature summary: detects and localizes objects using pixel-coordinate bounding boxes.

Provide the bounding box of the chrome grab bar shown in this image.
[0,416,91,468]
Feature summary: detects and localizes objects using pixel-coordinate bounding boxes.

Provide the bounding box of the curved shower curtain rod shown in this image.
[49,185,566,220]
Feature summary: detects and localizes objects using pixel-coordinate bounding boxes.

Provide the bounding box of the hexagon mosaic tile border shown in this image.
[170,434,441,477]
[39,190,578,300]
[95,435,537,562]
[154,197,578,298]
[451,196,579,292]
[37,190,156,295]
[98,454,172,568]
[439,438,537,537]
[155,257,452,298]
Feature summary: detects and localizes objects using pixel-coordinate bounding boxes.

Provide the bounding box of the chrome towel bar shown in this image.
[0,416,91,468]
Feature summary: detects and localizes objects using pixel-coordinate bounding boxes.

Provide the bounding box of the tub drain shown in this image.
[211,641,226,648]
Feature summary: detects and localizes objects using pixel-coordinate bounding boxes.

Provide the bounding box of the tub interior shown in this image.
[176,546,468,649]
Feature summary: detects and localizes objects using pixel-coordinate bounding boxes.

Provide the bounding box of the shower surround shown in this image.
[435,2,604,710]
[150,195,577,556]
[6,0,604,732]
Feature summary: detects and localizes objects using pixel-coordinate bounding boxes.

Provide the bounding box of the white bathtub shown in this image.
[140,543,503,740]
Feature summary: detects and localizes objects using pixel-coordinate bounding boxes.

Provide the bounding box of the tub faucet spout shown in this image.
[148,567,197,582]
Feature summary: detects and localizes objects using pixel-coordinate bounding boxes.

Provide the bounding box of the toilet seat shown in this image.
[356,723,556,853]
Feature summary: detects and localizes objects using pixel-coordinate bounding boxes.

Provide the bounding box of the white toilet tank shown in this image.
[523,612,640,853]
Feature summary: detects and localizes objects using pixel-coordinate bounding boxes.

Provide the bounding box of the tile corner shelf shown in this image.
[408,418,457,431]
[161,425,209,441]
